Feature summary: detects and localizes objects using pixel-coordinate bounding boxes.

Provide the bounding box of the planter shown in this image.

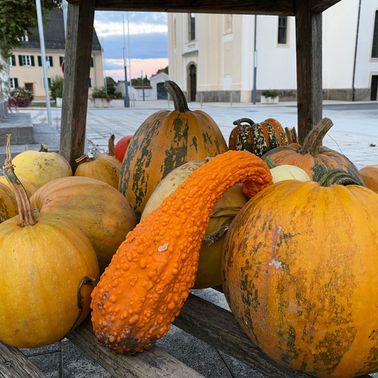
[260,95,279,104]
[56,97,63,107]
[94,98,110,108]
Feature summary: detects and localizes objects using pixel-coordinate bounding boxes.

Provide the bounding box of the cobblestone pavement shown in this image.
[16,101,378,377]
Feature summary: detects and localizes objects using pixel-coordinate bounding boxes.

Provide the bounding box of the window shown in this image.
[38,56,53,67]
[372,11,378,58]
[188,13,195,41]
[224,14,233,34]
[90,57,94,67]
[20,33,29,42]
[277,16,288,44]
[18,55,35,66]
[9,78,19,89]
[8,55,16,66]
[59,56,64,66]
[88,78,92,88]
[48,78,51,89]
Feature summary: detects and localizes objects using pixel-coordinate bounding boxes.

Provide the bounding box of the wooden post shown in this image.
[60,0,95,168]
[295,0,323,143]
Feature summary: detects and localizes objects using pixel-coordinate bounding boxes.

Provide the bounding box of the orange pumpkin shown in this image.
[91,150,272,353]
[223,175,378,377]
[119,80,228,219]
[359,164,378,192]
[262,118,364,184]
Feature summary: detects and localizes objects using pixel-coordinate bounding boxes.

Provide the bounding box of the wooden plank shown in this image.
[295,0,322,143]
[311,0,342,13]
[60,0,95,169]
[93,0,295,15]
[0,342,45,378]
[174,294,310,377]
[67,319,203,378]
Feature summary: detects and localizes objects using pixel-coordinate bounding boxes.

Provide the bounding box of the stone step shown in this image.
[0,113,34,145]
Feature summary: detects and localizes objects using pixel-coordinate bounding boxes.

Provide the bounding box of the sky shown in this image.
[94,12,168,81]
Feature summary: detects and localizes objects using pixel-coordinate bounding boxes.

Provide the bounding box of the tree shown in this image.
[131,75,150,87]
[0,0,61,58]
[105,76,116,95]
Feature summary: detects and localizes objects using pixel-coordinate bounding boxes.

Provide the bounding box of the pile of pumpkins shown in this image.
[1,80,377,378]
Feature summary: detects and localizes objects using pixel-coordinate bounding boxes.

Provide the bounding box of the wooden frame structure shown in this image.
[60,0,342,167]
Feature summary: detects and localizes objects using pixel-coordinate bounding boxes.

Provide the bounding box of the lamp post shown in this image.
[35,0,52,127]
[252,15,257,104]
[123,13,130,108]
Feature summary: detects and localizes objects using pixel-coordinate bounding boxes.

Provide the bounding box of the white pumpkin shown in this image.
[270,164,311,183]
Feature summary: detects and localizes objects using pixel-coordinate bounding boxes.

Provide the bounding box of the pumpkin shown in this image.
[0,182,18,222]
[31,176,137,271]
[91,150,272,352]
[119,80,228,219]
[359,164,378,192]
[0,175,38,196]
[228,117,288,156]
[262,118,364,184]
[222,174,378,377]
[270,164,311,183]
[0,138,99,348]
[12,146,72,190]
[115,135,132,162]
[75,135,121,189]
[142,159,248,288]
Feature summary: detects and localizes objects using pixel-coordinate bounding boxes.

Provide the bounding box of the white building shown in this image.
[168,0,378,102]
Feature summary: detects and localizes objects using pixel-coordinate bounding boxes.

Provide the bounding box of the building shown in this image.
[168,0,378,102]
[8,8,104,100]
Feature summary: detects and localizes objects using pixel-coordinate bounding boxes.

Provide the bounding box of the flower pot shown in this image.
[56,97,63,107]
[260,95,279,104]
[94,98,109,108]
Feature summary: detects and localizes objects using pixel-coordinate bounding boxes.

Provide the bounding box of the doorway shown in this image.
[188,64,197,102]
[371,75,378,101]
[157,82,168,100]
[25,83,34,99]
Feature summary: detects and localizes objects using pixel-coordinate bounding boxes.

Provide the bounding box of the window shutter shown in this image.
[11,55,16,66]
[18,55,23,66]
[49,56,53,67]
[38,56,42,66]
[14,78,19,88]
[90,57,94,67]
[48,78,51,88]
[30,56,35,66]
[59,56,64,66]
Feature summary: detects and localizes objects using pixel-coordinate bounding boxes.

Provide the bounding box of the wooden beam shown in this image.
[60,0,95,169]
[94,0,295,15]
[67,320,203,378]
[295,0,322,143]
[312,0,342,13]
[0,342,45,378]
[175,294,310,377]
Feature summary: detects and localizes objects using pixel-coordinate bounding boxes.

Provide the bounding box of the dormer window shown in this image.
[188,13,195,41]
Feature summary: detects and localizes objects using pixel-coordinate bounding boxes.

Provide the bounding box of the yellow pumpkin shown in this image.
[0,182,18,222]
[359,164,378,193]
[0,175,38,196]
[142,160,248,288]
[270,164,311,183]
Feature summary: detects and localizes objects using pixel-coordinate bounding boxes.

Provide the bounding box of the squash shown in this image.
[359,164,378,192]
[222,173,378,377]
[0,138,99,348]
[142,159,248,288]
[91,150,272,352]
[229,117,287,156]
[75,135,121,189]
[115,135,132,162]
[0,175,38,196]
[0,182,18,222]
[270,164,311,183]
[12,146,72,190]
[31,176,137,271]
[262,118,364,184]
[119,80,228,219]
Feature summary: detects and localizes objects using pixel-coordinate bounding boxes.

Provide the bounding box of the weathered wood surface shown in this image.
[60,0,95,169]
[67,0,344,14]
[67,319,204,378]
[0,342,45,378]
[175,294,311,377]
[295,0,323,143]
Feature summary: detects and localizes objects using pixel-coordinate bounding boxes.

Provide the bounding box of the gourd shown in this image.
[270,164,311,183]
[119,80,228,219]
[0,182,18,222]
[262,118,364,184]
[359,164,378,192]
[0,138,99,348]
[114,135,132,162]
[75,135,121,189]
[142,160,248,288]
[222,173,378,377]
[31,176,137,271]
[12,145,72,190]
[229,118,287,156]
[91,150,272,352]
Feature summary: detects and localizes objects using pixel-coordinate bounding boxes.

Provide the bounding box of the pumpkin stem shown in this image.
[317,169,365,187]
[300,118,333,155]
[3,135,36,227]
[164,80,190,112]
[284,127,298,144]
[39,144,49,152]
[233,118,255,127]
[75,154,92,164]
[108,134,115,156]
